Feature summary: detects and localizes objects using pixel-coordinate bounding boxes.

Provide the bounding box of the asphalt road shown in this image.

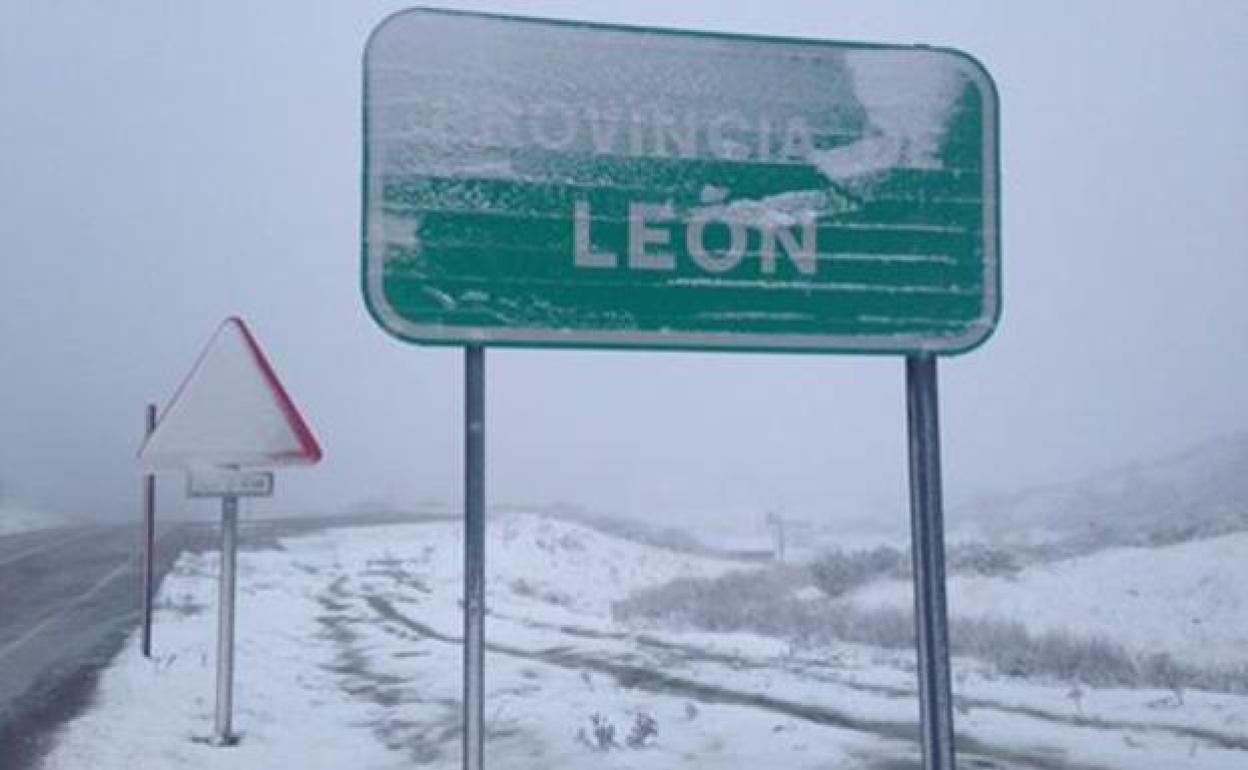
[0,512,450,770]
[0,523,207,770]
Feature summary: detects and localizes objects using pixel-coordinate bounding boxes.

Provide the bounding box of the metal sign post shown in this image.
[140,403,157,658]
[462,346,486,770]
[905,355,955,769]
[180,468,274,748]
[213,494,240,746]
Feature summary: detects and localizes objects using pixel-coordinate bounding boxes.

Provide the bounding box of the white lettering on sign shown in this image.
[420,100,818,163]
[687,209,748,274]
[573,200,818,277]
[628,203,677,271]
[573,201,617,269]
[528,102,580,150]
[762,221,817,276]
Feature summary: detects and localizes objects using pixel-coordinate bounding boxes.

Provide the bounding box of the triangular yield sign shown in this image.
[139,317,322,470]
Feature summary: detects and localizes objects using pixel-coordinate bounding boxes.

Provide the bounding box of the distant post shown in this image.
[766,512,786,563]
[140,403,157,658]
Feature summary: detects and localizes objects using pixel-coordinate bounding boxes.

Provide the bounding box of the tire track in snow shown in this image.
[364,594,1120,770]
[491,610,1248,754]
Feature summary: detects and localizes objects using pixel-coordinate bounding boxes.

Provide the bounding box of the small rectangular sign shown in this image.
[363,9,999,354]
[188,469,275,498]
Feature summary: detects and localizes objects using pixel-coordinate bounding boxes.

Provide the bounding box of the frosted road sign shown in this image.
[362,8,1000,354]
[361,11,999,768]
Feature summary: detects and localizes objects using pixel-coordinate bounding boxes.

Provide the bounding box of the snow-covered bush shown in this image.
[626,712,659,748]
[947,542,1023,578]
[953,618,1136,686]
[612,565,810,634]
[576,713,617,751]
[615,565,1248,693]
[809,547,907,597]
[808,542,1021,596]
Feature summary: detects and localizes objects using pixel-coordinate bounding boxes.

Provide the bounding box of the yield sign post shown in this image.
[139,317,321,746]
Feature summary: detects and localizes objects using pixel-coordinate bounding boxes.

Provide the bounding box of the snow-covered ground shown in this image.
[851,532,1248,669]
[0,503,63,536]
[39,514,1248,770]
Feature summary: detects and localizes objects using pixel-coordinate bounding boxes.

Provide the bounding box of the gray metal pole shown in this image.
[141,404,157,658]
[905,355,956,770]
[463,346,486,770]
[213,495,239,746]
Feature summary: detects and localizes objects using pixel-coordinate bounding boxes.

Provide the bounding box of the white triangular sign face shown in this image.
[139,317,322,470]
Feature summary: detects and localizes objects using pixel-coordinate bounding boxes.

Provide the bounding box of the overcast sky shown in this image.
[1,1,1245,533]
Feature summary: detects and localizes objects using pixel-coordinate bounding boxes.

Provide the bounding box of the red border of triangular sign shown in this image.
[230,317,322,464]
[145,317,322,467]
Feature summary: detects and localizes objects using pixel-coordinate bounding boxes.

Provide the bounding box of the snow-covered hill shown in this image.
[851,531,1248,669]
[954,432,1248,555]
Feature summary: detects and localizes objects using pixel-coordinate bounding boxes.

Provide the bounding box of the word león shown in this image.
[573,200,817,276]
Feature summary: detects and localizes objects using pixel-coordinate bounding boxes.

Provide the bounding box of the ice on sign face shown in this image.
[362,9,999,354]
[139,318,321,470]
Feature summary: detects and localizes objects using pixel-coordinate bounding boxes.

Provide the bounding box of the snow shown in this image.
[688,189,857,230]
[668,277,975,294]
[39,514,1248,769]
[851,532,1248,668]
[806,50,970,181]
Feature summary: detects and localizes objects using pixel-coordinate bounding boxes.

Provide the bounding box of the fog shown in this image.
[1,1,1245,535]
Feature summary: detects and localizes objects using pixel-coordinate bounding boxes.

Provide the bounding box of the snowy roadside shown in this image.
[37,515,1248,770]
[849,532,1248,669]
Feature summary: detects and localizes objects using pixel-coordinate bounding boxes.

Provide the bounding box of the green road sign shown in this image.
[363,8,1000,354]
